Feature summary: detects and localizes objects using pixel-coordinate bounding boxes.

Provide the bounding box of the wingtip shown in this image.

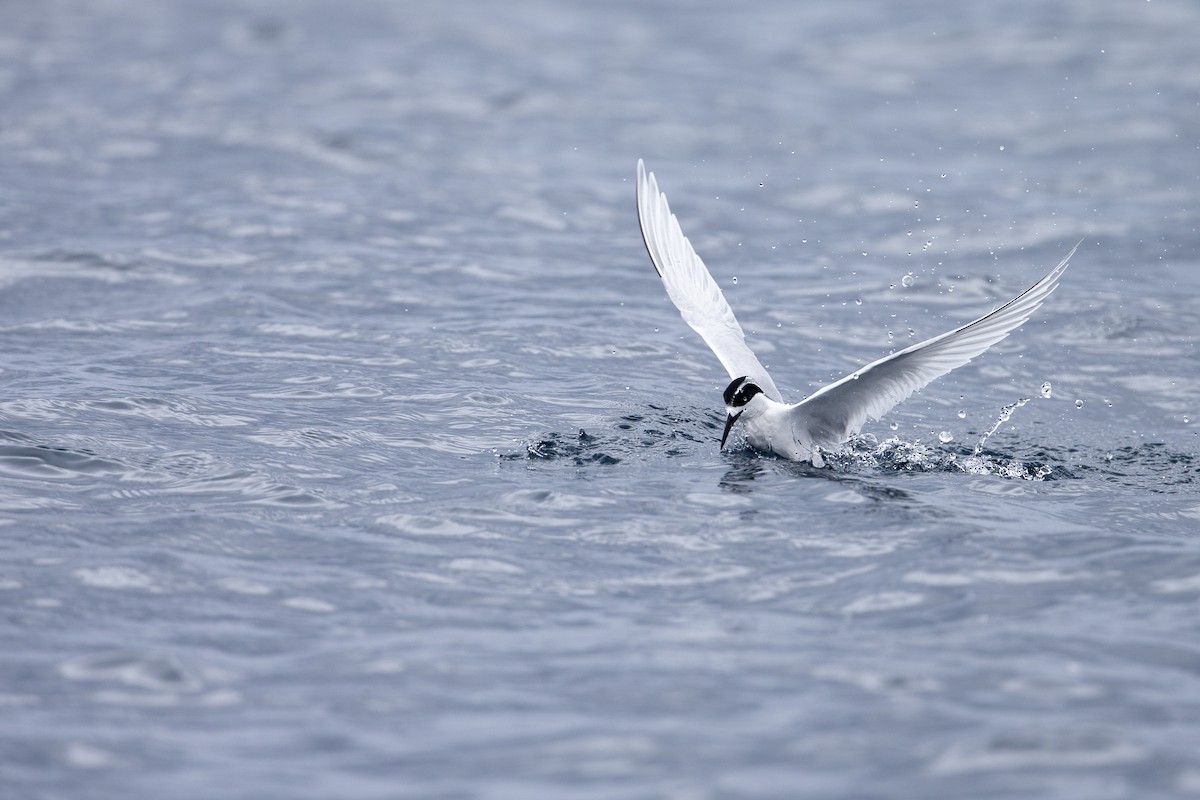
[637,159,656,197]
[1063,238,1082,264]
[636,158,652,201]
[1048,239,1081,280]
[635,159,667,279]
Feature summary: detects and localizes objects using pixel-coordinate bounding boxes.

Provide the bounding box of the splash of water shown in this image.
[825,392,1060,479]
[973,397,1031,456]
[827,432,1060,480]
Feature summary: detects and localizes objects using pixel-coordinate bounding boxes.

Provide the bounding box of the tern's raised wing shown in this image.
[793,243,1077,449]
[636,159,782,402]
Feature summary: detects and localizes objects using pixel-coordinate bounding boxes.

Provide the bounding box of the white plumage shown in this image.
[636,159,1075,466]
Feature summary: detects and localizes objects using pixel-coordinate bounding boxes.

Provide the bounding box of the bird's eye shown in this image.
[723,376,750,405]
[731,383,762,408]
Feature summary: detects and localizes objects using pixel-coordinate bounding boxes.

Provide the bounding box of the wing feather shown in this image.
[793,243,1078,448]
[636,159,782,402]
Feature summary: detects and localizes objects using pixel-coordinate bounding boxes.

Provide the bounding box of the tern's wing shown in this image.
[793,243,1077,449]
[636,159,782,402]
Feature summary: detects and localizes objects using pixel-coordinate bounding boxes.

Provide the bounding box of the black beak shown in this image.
[719,410,742,450]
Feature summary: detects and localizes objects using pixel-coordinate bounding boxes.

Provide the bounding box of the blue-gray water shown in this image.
[2,1,1198,798]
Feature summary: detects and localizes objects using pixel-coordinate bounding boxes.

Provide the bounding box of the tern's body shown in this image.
[635,159,1075,467]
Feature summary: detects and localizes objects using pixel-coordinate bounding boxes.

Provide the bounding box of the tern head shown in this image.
[720,376,765,449]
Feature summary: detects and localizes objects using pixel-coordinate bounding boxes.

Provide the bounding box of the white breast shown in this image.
[742,406,818,464]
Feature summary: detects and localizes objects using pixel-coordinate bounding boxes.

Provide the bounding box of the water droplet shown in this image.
[1074,399,1084,409]
[731,277,738,284]
[854,298,863,306]
[938,431,954,443]
[973,397,1030,456]
[1040,381,1052,399]
[957,409,966,419]
[890,422,899,431]
[1185,416,1191,424]
[886,331,894,342]
[1104,452,1113,462]
[901,273,914,288]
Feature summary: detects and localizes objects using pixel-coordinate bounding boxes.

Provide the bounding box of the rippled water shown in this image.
[2,0,1198,797]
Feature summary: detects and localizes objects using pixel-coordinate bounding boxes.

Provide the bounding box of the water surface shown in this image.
[1,1,1198,798]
